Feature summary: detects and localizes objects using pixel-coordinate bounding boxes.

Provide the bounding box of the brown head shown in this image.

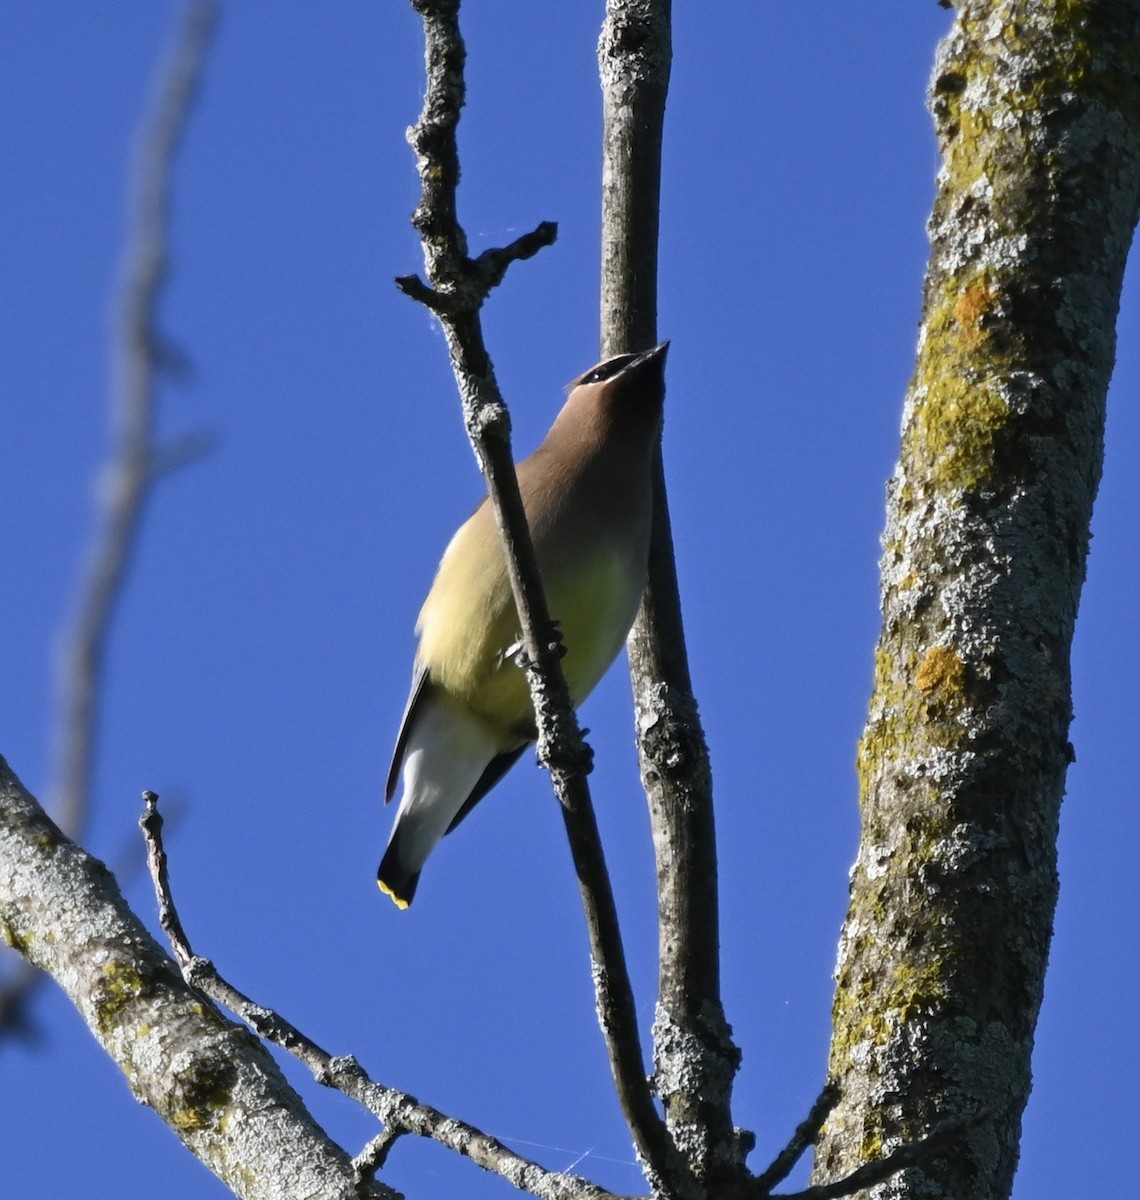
[559,341,669,442]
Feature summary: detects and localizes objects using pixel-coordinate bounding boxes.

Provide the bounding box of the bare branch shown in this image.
[751,1084,839,1195]
[471,220,560,287]
[392,272,456,314]
[597,0,739,1181]
[1,0,217,1042]
[0,757,390,1200]
[149,426,219,480]
[771,1113,984,1200]
[399,1,681,1191]
[140,791,197,969]
[52,0,216,844]
[139,790,629,1200]
[352,1130,403,1188]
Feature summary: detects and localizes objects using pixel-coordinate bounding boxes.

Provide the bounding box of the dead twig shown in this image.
[140,790,625,1200]
[767,1112,987,1200]
[752,1083,840,1195]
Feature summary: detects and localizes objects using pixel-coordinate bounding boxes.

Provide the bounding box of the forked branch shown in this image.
[397,0,681,1191]
[139,791,621,1200]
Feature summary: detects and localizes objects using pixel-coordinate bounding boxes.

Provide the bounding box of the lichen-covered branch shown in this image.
[5,762,633,1200]
[597,0,741,1183]
[770,1110,979,1200]
[0,0,217,1043]
[399,1,679,1190]
[814,4,1140,1198]
[0,757,389,1200]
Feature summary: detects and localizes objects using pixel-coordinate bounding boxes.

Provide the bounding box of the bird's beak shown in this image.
[623,341,669,382]
[635,341,669,366]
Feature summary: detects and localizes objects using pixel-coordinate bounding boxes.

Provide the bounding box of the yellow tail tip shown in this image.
[378,879,411,910]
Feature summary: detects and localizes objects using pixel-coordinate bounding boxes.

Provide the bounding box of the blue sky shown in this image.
[2,5,1137,1198]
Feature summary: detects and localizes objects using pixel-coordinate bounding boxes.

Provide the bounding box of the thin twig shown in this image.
[352,1130,403,1187]
[140,792,196,968]
[399,1,682,1193]
[0,0,217,1041]
[752,1083,841,1195]
[767,1113,985,1200]
[140,791,625,1200]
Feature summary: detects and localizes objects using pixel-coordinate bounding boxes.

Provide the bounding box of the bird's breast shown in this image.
[416,522,647,739]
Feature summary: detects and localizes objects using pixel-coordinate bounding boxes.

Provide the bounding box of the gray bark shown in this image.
[813,3,1140,1198]
[599,1,743,1184]
[0,757,387,1200]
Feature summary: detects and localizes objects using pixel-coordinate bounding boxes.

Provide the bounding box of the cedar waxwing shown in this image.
[378,342,669,907]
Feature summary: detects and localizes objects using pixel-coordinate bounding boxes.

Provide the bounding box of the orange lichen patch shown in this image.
[915,645,966,700]
[954,280,999,333]
[856,642,968,806]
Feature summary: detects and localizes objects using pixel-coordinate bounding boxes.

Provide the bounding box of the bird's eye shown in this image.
[580,353,637,385]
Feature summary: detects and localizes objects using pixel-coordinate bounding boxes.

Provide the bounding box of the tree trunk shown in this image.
[814,4,1140,1198]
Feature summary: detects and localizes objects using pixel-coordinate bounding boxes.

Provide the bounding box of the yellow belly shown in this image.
[416,530,641,739]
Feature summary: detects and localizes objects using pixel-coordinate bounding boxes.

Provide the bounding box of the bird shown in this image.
[378,342,669,907]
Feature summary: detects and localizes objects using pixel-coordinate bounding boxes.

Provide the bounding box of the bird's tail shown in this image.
[377,849,419,909]
[378,691,506,908]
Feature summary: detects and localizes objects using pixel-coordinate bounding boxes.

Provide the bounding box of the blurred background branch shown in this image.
[0,0,217,1040]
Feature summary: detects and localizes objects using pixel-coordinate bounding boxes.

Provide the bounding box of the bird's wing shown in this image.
[385,663,431,802]
[444,743,530,834]
[386,664,530,822]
